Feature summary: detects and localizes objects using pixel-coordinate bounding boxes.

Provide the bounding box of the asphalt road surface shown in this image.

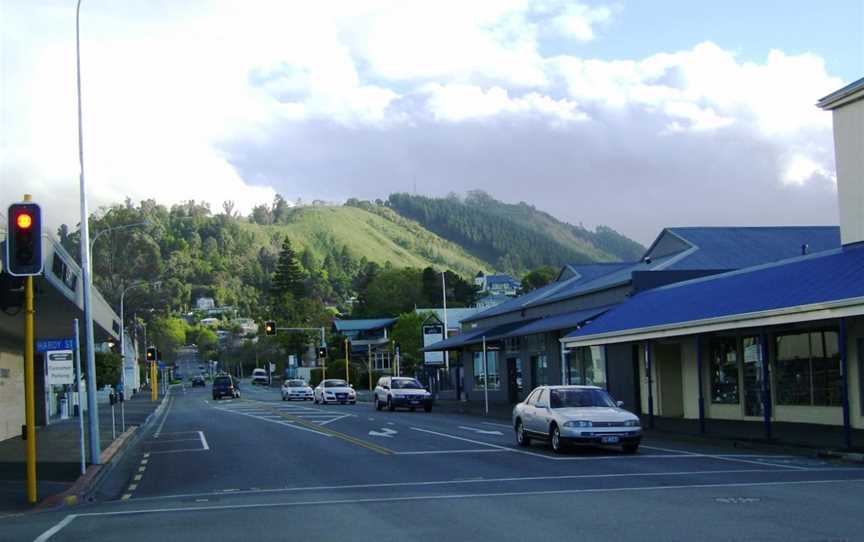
[4,381,864,541]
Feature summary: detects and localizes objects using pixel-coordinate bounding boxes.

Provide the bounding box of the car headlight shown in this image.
[624,419,640,427]
[563,420,593,428]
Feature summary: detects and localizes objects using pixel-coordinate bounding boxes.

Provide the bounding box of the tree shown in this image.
[271,237,305,299]
[355,268,423,317]
[93,351,122,387]
[391,311,431,375]
[521,265,559,293]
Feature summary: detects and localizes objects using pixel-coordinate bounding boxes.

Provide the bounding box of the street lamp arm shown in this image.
[89,221,150,253]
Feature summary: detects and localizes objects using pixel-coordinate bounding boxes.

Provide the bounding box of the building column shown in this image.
[839,318,852,449]
[759,333,772,440]
[645,341,654,429]
[695,335,706,434]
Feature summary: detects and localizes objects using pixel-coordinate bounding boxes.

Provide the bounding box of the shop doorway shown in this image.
[506,357,522,404]
[655,342,684,418]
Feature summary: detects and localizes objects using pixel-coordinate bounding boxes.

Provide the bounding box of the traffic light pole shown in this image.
[23,276,37,503]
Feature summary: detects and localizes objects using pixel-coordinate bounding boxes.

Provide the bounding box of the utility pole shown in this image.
[344,338,349,385]
[368,344,372,392]
[23,273,36,502]
[76,0,102,465]
[482,336,489,415]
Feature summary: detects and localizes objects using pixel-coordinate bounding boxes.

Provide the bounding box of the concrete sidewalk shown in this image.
[0,390,164,514]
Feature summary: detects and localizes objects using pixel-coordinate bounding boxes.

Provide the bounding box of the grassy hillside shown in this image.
[386,191,645,272]
[240,205,491,277]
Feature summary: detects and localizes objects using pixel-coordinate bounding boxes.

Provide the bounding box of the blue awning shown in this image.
[507,306,612,337]
[421,320,535,352]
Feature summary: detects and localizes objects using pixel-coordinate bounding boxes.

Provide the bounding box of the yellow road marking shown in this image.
[121,494,131,501]
[240,399,393,455]
[128,484,138,491]
[134,474,143,482]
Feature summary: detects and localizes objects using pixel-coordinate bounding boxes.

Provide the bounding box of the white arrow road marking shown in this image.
[458,426,504,436]
[369,427,398,438]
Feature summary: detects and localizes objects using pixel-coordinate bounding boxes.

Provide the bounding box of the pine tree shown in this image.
[272,237,306,299]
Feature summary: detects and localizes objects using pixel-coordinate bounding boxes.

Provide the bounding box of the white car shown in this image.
[373,376,433,412]
[251,368,269,386]
[282,379,313,401]
[512,385,641,454]
[314,379,356,404]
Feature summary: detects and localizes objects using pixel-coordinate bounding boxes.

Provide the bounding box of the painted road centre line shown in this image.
[115,465,864,504]
[35,478,864,541]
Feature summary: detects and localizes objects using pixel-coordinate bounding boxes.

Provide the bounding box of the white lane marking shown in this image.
[134,475,143,482]
[153,431,199,437]
[369,427,398,438]
[118,467,863,504]
[393,449,508,455]
[69,478,864,519]
[482,421,513,428]
[642,445,808,471]
[458,425,504,436]
[318,415,352,426]
[153,397,173,438]
[198,431,209,451]
[33,514,78,542]
[147,438,200,444]
[212,405,331,436]
[148,448,210,454]
[143,452,150,458]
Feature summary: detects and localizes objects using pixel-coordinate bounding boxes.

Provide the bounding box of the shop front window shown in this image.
[709,337,739,404]
[569,346,606,388]
[473,351,500,390]
[531,354,549,387]
[776,330,841,407]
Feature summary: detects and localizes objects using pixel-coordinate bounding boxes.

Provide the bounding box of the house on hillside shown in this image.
[195,297,216,310]
[475,272,521,297]
[426,226,840,407]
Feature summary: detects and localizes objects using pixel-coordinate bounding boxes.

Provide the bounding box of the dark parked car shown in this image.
[191,376,206,387]
[212,375,240,400]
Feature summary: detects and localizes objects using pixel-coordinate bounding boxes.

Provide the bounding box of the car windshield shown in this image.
[391,379,422,389]
[287,380,306,387]
[550,389,616,408]
[324,380,348,388]
[214,377,232,386]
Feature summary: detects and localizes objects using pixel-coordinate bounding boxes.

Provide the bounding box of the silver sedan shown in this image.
[512,385,641,454]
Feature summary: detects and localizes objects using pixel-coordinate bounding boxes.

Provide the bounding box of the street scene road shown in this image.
[3,382,863,541]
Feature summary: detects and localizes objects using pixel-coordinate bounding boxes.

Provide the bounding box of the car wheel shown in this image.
[515,420,530,447]
[350,401,356,405]
[409,407,416,412]
[282,394,286,401]
[375,395,382,410]
[550,425,564,454]
[387,397,395,412]
[424,405,432,413]
[623,443,639,454]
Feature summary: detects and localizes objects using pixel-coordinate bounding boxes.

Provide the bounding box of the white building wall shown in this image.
[0,346,25,442]
[833,96,864,245]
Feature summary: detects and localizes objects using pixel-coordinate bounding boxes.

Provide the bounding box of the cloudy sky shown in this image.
[1,0,861,243]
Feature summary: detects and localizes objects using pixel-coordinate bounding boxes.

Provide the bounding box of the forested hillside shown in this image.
[386,191,645,271]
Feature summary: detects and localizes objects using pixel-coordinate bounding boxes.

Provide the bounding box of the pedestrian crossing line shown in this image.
[120,494,132,501]
[134,475,142,482]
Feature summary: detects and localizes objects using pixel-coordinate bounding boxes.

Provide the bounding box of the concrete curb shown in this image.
[816,450,864,464]
[37,390,172,511]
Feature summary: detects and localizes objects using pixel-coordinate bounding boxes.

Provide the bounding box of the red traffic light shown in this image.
[16,213,33,230]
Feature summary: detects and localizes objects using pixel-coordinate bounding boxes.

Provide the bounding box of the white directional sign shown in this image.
[458,425,503,436]
[46,350,75,385]
[369,427,398,438]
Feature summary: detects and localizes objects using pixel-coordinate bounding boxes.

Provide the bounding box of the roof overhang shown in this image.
[817,77,864,110]
[562,296,864,348]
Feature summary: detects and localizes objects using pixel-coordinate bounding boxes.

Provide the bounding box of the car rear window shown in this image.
[214,377,232,386]
[287,380,306,387]
[324,380,348,387]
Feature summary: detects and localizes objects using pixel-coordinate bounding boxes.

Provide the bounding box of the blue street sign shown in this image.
[158,362,166,370]
[36,338,74,353]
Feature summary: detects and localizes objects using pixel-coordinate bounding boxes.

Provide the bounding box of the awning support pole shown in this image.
[645,341,654,429]
[696,336,706,434]
[840,318,852,450]
[760,333,772,440]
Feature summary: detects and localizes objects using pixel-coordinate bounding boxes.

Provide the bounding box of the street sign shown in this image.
[46,350,74,385]
[36,338,74,353]
[423,324,444,365]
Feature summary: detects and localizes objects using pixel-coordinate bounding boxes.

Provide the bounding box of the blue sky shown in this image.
[569,1,863,84]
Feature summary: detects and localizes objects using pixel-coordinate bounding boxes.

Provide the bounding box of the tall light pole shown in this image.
[89,221,149,260]
[76,0,101,465]
[441,272,450,383]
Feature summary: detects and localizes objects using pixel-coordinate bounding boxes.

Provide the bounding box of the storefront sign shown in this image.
[46,350,74,385]
[36,338,74,353]
[423,324,444,365]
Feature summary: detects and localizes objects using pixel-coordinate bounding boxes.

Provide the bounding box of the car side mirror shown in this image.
[616,400,624,408]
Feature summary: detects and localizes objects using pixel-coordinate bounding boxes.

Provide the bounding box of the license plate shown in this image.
[410,401,420,405]
[601,436,620,444]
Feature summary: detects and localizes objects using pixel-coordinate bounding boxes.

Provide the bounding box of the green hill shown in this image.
[386,191,645,272]
[241,205,490,277]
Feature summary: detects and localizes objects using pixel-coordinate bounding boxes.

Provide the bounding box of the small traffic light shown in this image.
[264,321,276,336]
[6,202,43,276]
[317,346,328,359]
[146,347,156,362]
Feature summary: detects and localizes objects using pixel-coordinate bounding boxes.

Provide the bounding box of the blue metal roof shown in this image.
[422,320,535,351]
[486,274,520,286]
[333,318,397,333]
[659,227,840,270]
[505,306,612,337]
[565,245,864,342]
